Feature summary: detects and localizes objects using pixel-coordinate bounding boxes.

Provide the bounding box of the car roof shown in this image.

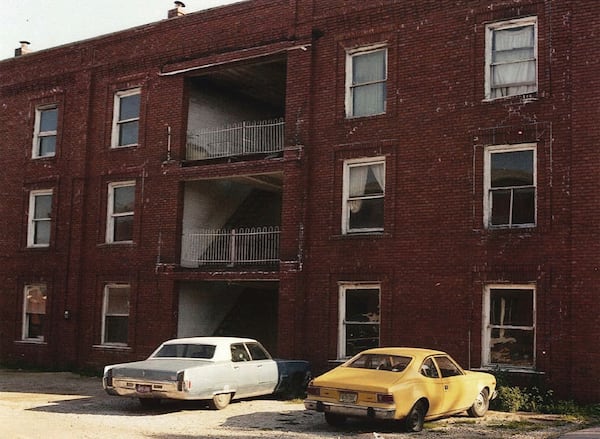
[357,347,448,362]
[161,336,258,345]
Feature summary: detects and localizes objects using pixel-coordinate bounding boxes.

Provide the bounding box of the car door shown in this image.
[417,357,446,417]
[245,342,278,394]
[229,343,258,396]
[433,355,472,414]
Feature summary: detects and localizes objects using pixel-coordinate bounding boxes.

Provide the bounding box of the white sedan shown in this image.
[103,336,310,409]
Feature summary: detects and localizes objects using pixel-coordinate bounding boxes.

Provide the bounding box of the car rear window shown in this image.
[153,343,216,359]
[347,353,411,372]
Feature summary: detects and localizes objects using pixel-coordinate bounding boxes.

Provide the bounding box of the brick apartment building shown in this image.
[0,0,598,403]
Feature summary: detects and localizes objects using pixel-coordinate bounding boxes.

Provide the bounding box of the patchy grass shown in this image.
[487,420,541,432]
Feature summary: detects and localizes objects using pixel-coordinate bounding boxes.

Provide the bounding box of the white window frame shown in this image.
[345,45,387,118]
[111,88,141,148]
[482,284,536,368]
[101,284,130,346]
[338,283,381,359]
[342,156,386,234]
[106,181,135,243]
[22,284,47,342]
[32,105,58,158]
[483,143,536,229]
[27,189,53,247]
[484,16,538,100]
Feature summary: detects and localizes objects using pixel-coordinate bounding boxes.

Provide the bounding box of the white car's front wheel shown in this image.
[209,393,232,410]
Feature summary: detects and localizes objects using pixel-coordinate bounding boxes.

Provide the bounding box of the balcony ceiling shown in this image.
[200,59,286,109]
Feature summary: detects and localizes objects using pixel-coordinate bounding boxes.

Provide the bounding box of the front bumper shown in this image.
[304,399,396,420]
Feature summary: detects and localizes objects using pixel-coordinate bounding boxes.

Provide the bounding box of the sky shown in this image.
[0,0,241,60]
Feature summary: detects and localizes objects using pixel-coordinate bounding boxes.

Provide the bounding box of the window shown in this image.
[246,342,271,360]
[106,181,135,243]
[102,284,130,345]
[342,157,385,234]
[111,88,141,148]
[338,284,380,359]
[346,46,387,117]
[231,343,251,362]
[485,17,537,100]
[434,356,464,377]
[484,144,536,228]
[32,105,57,158]
[27,189,53,247]
[22,284,47,341]
[483,285,535,368]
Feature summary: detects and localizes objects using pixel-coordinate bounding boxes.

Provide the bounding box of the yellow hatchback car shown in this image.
[304,347,496,432]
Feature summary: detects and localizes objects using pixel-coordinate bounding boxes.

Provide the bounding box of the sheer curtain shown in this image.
[491,25,536,98]
[348,165,369,213]
[352,50,386,116]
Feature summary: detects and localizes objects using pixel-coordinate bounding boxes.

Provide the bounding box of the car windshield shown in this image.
[347,353,412,372]
[153,343,216,359]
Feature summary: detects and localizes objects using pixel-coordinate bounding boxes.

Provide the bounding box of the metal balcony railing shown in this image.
[186,118,284,160]
[181,227,280,267]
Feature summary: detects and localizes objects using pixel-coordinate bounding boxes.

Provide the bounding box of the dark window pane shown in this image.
[345,324,379,357]
[491,150,533,187]
[490,328,534,367]
[119,94,140,120]
[27,313,45,338]
[349,197,384,230]
[39,108,58,132]
[512,187,535,224]
[119,120,138,145]
[105,316,128,343]
[113,186,135,213]
[246,342,270,360]
[113,216,133,241]
[490,289,533,326]
[345,289,380,321]
[490,189,511,226]
[34,221,50,245]
[34,195,52,219]
[39,136,56,156]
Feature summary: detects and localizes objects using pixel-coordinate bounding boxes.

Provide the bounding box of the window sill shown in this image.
[482,92,539,104]
[15,340,47,345]
[110,144,138,150]
[331,232,389,240]
[93,344,131,351]
[473,366,544,375]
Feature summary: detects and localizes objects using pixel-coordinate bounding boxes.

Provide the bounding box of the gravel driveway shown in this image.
[0,369,588,438]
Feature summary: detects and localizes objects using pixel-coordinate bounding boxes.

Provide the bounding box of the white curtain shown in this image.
[491,25,536,98]
[348,164,384,213]
[352,50,386,116]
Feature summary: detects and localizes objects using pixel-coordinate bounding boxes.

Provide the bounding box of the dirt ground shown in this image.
[0,368,591,438]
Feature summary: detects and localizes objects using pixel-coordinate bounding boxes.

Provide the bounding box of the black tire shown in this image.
[138,398,161,409]
[467,388,489,417]
[208,393,232,410]
[404,400,426,432]
[324,412,347,427]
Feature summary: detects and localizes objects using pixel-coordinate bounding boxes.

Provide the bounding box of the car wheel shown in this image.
[467,388,489,417]
[208,393,232,410]
[139,398,161,409]
[324,412,347,427]
[404,400,426,432]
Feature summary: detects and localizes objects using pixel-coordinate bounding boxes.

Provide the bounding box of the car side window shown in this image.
[246,342,270,360]
[230,343,251,362]
[434,355,464,377]
[420,358,440,378]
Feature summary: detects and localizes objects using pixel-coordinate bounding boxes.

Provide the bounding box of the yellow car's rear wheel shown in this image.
[404,400,426,432]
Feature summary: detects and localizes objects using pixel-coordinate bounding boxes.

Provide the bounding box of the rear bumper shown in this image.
[103,378,185,400]
[304,399,396,420]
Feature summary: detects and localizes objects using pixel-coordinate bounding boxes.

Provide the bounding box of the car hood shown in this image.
[109,359,212,381]
[313,367,406,392]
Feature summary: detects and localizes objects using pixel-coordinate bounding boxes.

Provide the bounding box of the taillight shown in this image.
[176,371,185,391]
[376,393,394,404]
[306,385,321,396]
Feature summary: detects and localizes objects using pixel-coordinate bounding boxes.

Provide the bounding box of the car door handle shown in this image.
[444,385,449,391]
[256,364,263,368]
